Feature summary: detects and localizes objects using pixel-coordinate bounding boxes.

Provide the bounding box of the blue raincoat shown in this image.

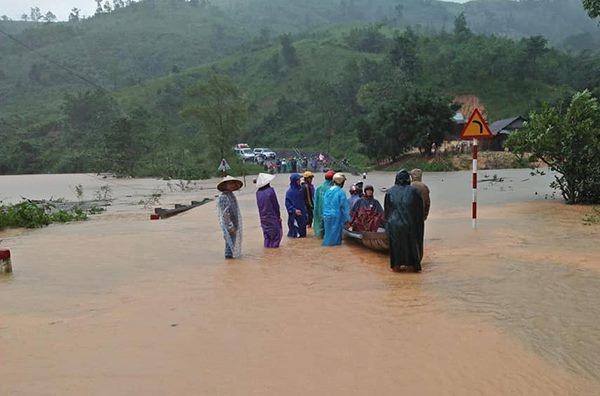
[285,173,308,238]
[313,179,332,238]
[322,185,350,246]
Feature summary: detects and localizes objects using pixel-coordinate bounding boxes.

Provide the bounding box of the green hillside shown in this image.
[1,0,597,118]
[0,0,599,177]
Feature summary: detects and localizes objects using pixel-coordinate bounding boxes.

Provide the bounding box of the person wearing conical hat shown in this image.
[216,176,243,259]
[255,173,283,248]
[313,170,335,239]
[322,172,351,246]
[302,171,315,229]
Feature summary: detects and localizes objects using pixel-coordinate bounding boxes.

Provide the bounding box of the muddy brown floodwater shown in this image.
[1,171,600,395]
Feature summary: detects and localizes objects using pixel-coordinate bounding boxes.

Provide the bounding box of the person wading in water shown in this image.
[313,170,335,239]
[216,176,243,259]
[322,172,351,247]
[285,173,308,238]
[410,168,431,221]
[384,170,425,272]
[302,171,315,228]
[255,173,283,248]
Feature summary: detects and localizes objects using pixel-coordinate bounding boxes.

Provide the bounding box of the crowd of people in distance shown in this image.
[215,168,431,272]
[260,153,330,174]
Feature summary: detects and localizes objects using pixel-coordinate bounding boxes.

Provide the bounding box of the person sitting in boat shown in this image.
[349,185,384,233]
[348,185,361,214]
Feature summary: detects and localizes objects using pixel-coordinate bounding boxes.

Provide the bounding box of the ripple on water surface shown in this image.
[429,258,600,380]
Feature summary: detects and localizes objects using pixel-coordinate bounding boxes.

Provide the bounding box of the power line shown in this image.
[0,26,108,92]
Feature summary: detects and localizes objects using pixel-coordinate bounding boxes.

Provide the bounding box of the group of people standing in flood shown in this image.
[215,169,430,272]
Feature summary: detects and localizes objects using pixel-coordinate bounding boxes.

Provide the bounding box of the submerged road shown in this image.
[1,170,599,395]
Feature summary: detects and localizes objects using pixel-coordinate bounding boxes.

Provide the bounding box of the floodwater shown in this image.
[1,170,600,395]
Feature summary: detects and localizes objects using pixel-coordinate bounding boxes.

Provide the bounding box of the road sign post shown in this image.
[472,138,478,228]
[459,108,493,229]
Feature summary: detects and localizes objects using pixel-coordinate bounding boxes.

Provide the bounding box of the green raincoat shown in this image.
[313,179,333,238]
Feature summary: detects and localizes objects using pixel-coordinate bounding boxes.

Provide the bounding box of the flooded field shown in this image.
[1,170,600,395]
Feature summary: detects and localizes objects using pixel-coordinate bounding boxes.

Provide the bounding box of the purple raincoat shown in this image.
[256,185,283,248]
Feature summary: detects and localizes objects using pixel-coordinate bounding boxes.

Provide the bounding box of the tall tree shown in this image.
[389,28,420,80]
[43,11,57,23]
[181,74,247,162]
[582,0,600,19]
[280,34,299,68]
[453,12,471,36]
[69,8,81,22]
[29,7,42,22]
[506,90,600,204]
[358,86,456,160]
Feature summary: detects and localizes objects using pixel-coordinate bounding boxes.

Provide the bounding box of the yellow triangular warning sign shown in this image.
[460,108,493,140]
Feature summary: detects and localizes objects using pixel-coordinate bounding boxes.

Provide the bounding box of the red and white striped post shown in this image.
[472,138,478,229]
[460,108,492,228]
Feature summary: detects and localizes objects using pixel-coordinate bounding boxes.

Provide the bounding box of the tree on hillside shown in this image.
[43,11,57,23]
[1,15,11,21]
[103,1,113,13]
[523,35,548,65]
[261,52,282,78]
[104,110,148,175]
[95,0,103,15]
[582,0,600,19]
[113,0,125,10]
[304,79,350,154]
[182,74,247,162]
[389,28,420,80]
[506,90,600,204]
[344,24,388,53]
[358,87,456,161]
[20,14,28,21]
[69,8,81,22]
[30,7,43,22]
[453,12,471,36]
[518,35,548,78]
[280,34,299,68]
[395,3,404,23]
[62,90,120,145]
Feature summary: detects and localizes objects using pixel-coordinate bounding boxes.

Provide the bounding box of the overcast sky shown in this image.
[0,0,97,20]
[1,0,467,21]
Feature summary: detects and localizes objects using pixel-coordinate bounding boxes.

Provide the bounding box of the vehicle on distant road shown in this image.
[234,146,255,162]
[253,148,277,159]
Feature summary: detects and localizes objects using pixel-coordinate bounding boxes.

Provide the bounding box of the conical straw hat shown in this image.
[256,173,276,189]
[217,175,243,192]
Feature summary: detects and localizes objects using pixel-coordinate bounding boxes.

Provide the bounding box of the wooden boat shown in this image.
[343,227,389,252]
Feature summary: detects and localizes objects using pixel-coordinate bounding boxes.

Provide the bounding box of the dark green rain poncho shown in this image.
[384,170,425,272]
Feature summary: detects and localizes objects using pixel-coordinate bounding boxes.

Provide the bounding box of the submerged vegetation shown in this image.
[0,201,88,229]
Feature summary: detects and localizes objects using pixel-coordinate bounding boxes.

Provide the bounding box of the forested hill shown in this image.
[1,0,598,101]
[0,0,599,177]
